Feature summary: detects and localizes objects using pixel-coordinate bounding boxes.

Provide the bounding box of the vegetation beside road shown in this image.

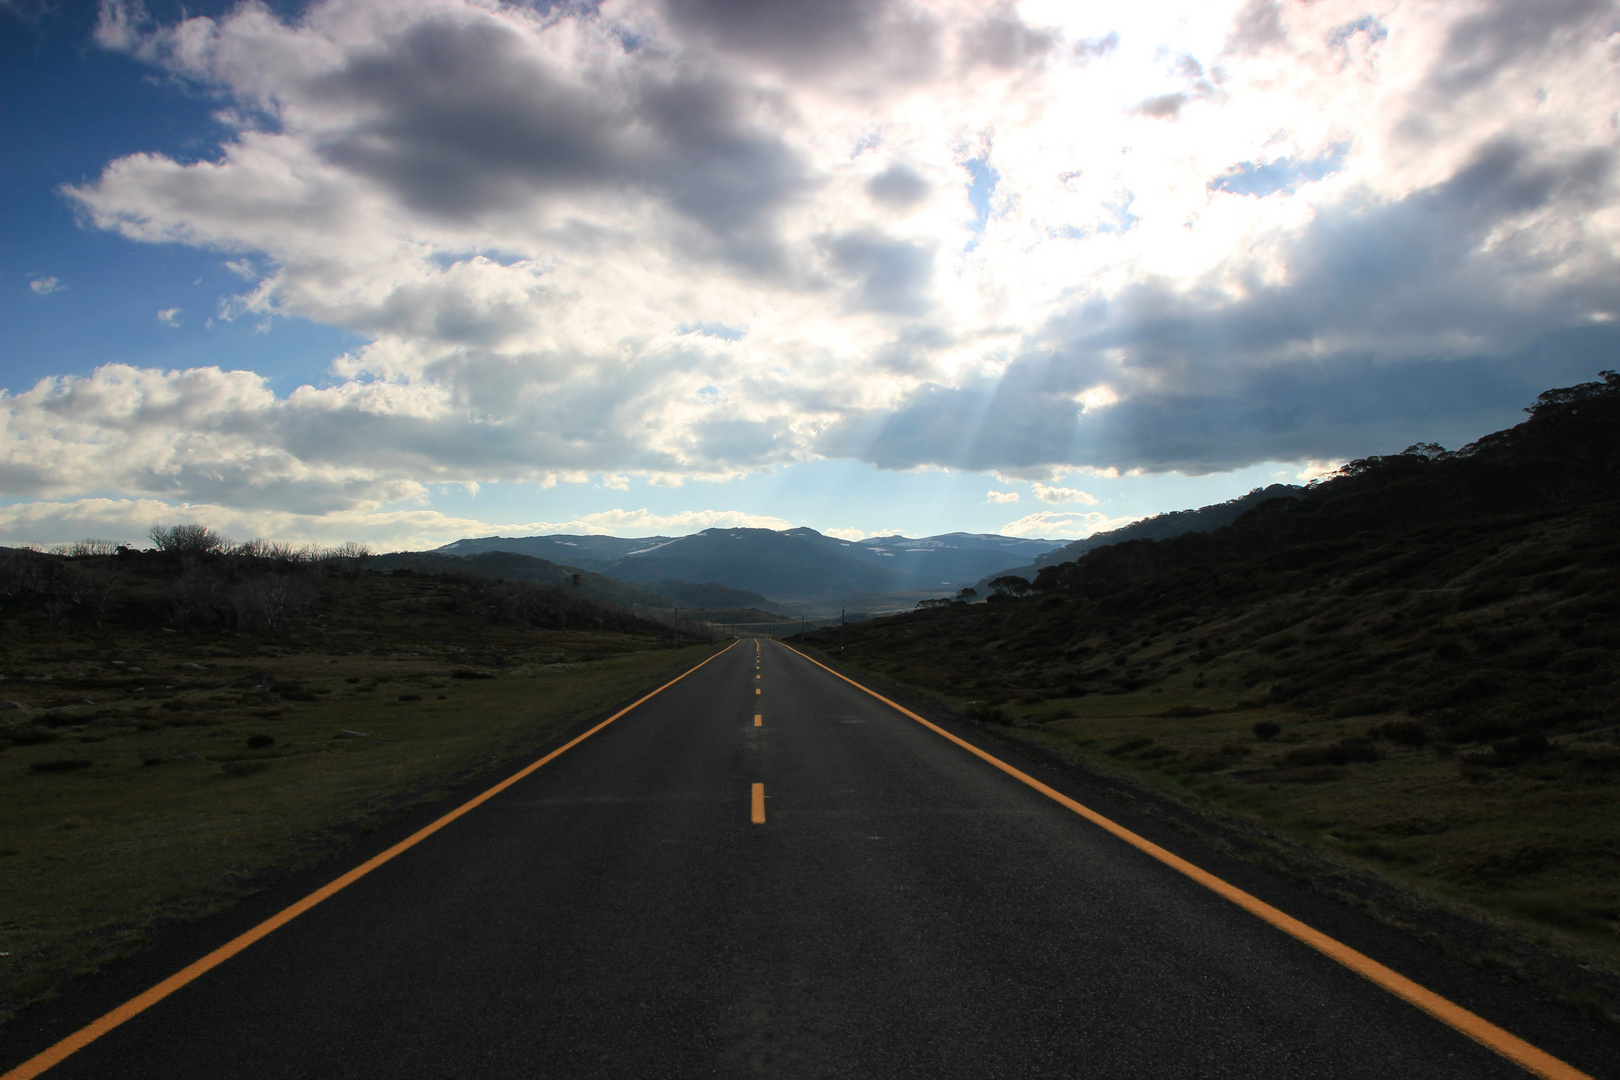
[0,550,723,1019]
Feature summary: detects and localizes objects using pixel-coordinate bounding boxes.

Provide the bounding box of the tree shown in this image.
[955,587,978,602]
[988,575,1032,598]
[147,523,230,554]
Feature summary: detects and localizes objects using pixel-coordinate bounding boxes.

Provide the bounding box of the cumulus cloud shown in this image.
[1,0,1610,538]
[985,489,1020,503]
[28,275,63,295]
[998,510,1136,540]
[1032,483,1098,505]
[156,307,181,326]
[0,496,795,550]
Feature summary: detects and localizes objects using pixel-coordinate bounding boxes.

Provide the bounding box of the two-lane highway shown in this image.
[3,637,1605,1078]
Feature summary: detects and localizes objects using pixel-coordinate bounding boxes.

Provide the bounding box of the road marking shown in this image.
[755,688,761,695]
[774,641,1592,1080]
[751,783,766,823]
[1,641,741,1080]
[754,714,762,727]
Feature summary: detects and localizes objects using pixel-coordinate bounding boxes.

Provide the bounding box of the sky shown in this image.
[2,0,1618,551]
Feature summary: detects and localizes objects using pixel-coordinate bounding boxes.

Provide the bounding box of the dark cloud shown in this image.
[1073,31,1119,64]
[1425,0,1615,97]
[824,231,933,316]
[310,13,812,267]
[865,163,930,209]
[659,0,941,82]
[959,10,1057,70]
[1135,93,1187,120]
[1225,0,1286,56]
[820,140,1620,474]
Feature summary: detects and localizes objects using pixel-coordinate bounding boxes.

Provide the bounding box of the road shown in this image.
[3,637,1611,1078]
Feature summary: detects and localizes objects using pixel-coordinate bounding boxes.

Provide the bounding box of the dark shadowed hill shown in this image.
[369,551,674,610]
[1030,484,1303,570]
[1025,370,1620,598]
[650,579,777,611]
[431,529,1067,605]
[605,528,895,601]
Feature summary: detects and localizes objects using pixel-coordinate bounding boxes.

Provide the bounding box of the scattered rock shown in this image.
[338,729,369,738]
[0,700,28,711]
[179,662,207,671]
[74,698,94,706]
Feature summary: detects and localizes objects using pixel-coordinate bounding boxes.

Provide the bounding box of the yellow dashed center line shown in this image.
[754,714,762,727]
[751,783,766,823]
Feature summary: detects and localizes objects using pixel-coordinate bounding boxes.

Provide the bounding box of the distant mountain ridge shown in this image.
[1030,484,1303,570]
[431,528,1069,605]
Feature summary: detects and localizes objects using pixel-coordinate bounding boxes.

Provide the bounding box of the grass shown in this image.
[0,561,724,1018]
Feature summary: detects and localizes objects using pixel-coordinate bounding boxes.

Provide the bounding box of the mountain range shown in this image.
[430,528,1066,607]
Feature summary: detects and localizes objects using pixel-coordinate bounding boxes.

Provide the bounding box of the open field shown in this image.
[0,556,723,1018]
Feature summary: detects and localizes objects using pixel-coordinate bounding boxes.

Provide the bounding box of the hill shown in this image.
[649,579,777,611]
[1029,484,1302,570]
[792,371,1620,987]
[370,551,674,610]
[433,534,672,570]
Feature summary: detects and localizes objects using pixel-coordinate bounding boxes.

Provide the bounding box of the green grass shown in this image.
[0,562,725,1017]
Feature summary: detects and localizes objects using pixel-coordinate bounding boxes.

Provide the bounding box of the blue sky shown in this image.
[2,0,1617,550]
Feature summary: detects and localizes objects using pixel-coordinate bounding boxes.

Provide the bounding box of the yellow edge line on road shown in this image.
[775,641,1590,1080]
[2,640,740,1080]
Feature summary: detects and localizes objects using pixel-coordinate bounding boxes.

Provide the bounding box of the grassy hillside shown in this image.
[0,549,724,1018]
[794,373,1620,1005]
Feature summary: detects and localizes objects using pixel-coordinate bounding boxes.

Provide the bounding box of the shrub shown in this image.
[1106,736,1155,755]
[1330,694,1399,719]
[4,725,59,746]
[1252,720,1281,740]
[30,759,91,772]
[1285,738,1382,767]
[1369,719,1429,747]
[965,704,1010,724]
[245,734,275,749]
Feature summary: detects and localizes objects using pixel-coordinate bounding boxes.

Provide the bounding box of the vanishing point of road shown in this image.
[3,638,1614,1078]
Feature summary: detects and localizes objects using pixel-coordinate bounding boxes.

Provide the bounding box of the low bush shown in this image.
[1369,719,1429,746]
[30,759,91,772]
[1252,720,1281,740]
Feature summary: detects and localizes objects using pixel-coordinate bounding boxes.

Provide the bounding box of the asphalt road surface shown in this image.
[5,638,1613,1078]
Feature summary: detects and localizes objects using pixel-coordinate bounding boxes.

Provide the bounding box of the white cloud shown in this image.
[985,489,1020,503]
[28,275,63,295]
[1295,459,1343,482]
[0,496,797,550]
[1032,483,1098,505]
[999,509,1137,540]
[156,307,182,327]
[0,0,1607,529]
[599,474,630,491]
[824,527,868,541]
